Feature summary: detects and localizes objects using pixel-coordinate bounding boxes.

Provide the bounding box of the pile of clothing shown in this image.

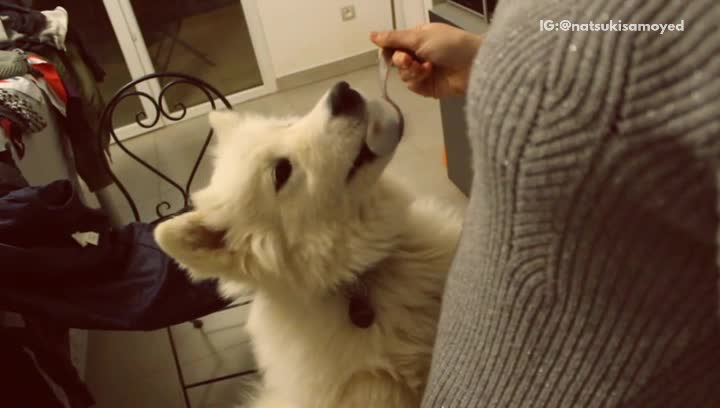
[0,154,232,407]
[0,1,111,191]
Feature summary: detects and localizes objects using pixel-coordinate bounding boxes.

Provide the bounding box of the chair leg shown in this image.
[191,319,203,329]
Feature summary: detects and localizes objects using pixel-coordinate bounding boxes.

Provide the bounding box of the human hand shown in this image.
[370,23,482,98]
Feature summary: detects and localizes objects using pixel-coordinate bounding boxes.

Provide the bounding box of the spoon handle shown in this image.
[378,48,392,98]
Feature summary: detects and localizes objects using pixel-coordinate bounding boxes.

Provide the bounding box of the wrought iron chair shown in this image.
[97,72,255,407]
[98,72,228,222]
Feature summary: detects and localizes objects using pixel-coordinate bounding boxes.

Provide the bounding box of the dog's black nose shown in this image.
[328,81,363,116]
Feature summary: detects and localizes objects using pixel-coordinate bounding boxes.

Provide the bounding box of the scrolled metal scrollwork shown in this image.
[97,72,233,222]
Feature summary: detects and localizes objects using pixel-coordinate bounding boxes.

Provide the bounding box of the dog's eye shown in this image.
[273,158,292,191]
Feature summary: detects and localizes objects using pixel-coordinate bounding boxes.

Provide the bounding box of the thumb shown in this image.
[370,29,420,51]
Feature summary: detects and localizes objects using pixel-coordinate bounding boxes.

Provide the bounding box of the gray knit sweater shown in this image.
[423,0,720,406]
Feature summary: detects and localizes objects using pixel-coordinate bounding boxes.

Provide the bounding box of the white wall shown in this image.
[256,0,394,77]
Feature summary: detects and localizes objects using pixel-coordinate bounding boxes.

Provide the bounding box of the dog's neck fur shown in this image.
[319,178,408,282]
[297,178,412,327]
[255,177,410,298]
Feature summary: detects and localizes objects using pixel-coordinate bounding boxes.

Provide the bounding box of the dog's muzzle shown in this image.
[329,81,364,117]
[329,81,403,159]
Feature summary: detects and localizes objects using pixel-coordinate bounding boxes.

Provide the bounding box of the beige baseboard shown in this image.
[276,50,378,91]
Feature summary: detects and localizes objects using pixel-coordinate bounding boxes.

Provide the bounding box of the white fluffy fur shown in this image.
[154,85,462,408]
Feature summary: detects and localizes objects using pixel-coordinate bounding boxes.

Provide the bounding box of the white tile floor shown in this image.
[85,66,468,408]
[171,304,255,386]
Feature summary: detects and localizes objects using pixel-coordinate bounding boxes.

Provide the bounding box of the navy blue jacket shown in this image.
[0,180,230,330]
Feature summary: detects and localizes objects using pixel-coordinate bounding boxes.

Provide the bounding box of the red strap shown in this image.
[28,58,68,104]
[1,118,24,159]
[1,117,12,134]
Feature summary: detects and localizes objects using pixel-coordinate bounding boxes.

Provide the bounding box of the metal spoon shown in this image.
[378,48,392,99]
[378,48,404,136]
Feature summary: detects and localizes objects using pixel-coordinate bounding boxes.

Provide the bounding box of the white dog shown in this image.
[154,81,462,408]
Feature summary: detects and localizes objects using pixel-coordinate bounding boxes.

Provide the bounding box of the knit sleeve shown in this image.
[423,0,720,406]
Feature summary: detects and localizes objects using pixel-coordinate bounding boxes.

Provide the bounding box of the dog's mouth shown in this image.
[347,141,377,181]
[346,99,403,181]
[327,81,403,182]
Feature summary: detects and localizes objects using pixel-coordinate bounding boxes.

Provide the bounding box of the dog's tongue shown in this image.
[366,100,403,156]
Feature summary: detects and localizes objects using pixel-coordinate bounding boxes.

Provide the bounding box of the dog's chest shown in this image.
[246,269,444,403]
[248,292,381,364]
[247,293,389,398]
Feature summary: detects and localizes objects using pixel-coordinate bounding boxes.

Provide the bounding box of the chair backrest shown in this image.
[98,72,232,223]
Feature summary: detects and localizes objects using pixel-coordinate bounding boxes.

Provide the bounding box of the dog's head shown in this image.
[154,82,405,293]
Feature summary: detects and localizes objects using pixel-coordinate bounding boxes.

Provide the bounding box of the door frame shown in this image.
[103,0,277,141]
[395,0,434,29]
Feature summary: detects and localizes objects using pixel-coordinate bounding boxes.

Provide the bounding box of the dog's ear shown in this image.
[154,210,289,285]
[154,211,236,279]
[208,110,241,143]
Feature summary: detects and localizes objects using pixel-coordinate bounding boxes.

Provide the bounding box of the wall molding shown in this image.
[276,50,377,91]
